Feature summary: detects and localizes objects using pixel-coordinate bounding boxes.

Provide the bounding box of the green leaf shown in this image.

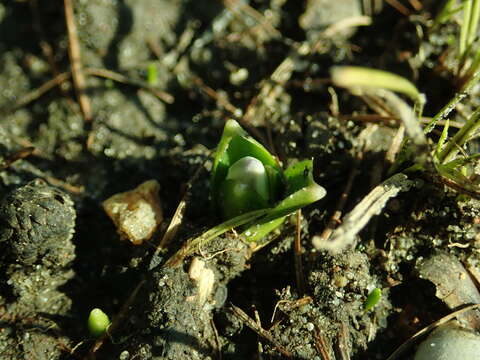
[147,62,158,86]
[219,179,269,219]
[210,120,326,242]
[211,120,247,197]
[364,288,382,311]
[241,216,286,243]
[242,182,326,242]
[284,159,315,194]
[262,182,326,223]
[265,164,285,204]
[331,66,422,103]
[435,119,450,159]
[441,153,480,171]
[211,120,282,213]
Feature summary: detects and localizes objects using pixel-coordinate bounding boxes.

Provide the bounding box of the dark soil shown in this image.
[1,1,480,359]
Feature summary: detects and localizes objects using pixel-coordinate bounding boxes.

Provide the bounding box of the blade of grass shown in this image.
[437,107,480,163]
[467,0,480,49]
[165,208,269,267]
[435,119,450,158]
[441,153,480,170]
[460,0,472,58]
[242,182,326,242]
[331,66,422,104]
[424,71,480,134]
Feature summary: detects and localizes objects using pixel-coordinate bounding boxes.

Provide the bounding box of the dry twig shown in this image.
[294,209,306,295]
[313,325,332,360]
[316,157,359,242]
[335,321,351,360]
[85,68,174,104]
[64,0,92,122]
[0,147,35,171]
[230,304,292,358]
[152,154,210,262]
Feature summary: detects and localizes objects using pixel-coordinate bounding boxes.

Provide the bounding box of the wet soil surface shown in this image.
[1,1,480,359]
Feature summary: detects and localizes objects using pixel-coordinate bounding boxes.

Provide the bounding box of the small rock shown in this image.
[415,323,480,360]
[102,179,163,245]
[188,257,215,306]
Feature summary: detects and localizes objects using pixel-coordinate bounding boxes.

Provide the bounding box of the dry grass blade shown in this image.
[85,68,174,104]
[222,0,281,38]
[316,156,359,242]
[335,321,351,360]
[321,16,371,38]
[189,75,239,116]
[154,155,210,257]
[11,72,71,111]
[294,209,306,295]
[385,0,410,16]
[409,0,422,11]
[230,304,293,357]
[29,0,63,80]
[385,124,405,164]
[0,147,35,171]
[11,158,85,194]
[314,325,333,360]
[313,173,415,253]
[210,318,222,360]
[64,0,92,122]
[430,173,480,200]
[8,67,175,113]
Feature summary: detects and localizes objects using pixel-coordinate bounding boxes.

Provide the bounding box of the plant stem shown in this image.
[424,71,480,134]
[460,0,472,59]
[437,107,480,163]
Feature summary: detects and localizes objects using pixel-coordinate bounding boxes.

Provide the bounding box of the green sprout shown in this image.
[330,65,480,196]
[436,0,480,84]
[147,62,158,86]
[87,308,111,338]
[210,120,326,243]
[364,288,382,311]
[330,66,422,105]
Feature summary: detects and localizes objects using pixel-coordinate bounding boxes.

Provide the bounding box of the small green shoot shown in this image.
[147,62,158,86]
[364,288,382,311]
[211,119,326,243]
[330,66,422,105]
[166,129,327,266]
[435,119,450,158]
[87,308,111,338]
[331,66,429,173]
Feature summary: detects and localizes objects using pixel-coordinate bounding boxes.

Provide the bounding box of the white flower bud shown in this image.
[226,156,269,202]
